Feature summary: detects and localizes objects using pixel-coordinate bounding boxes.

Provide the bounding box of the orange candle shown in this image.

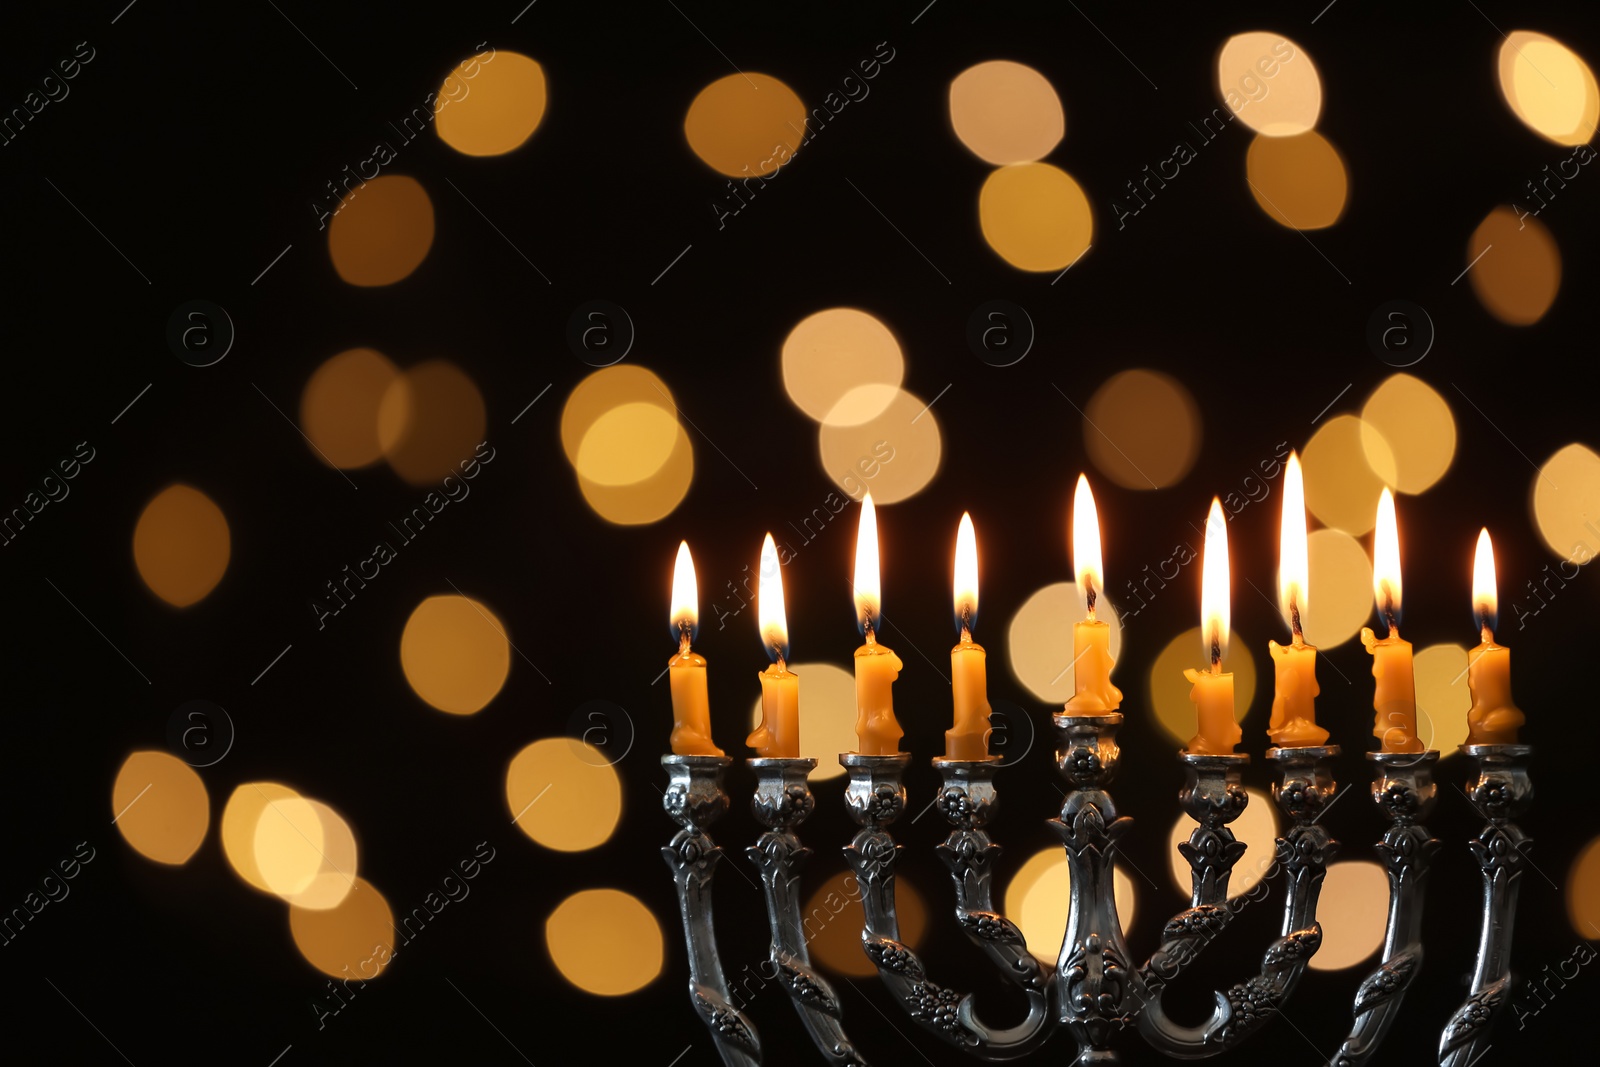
[946,512,992,759]
[668,542,724,757]
[747,533,801,758]
[1065,475,1123,714]
[1186,498,1241,754]
[1360,489,1424,754]
[1466,528,1525,745]
[852,493,903,755]
[1267,453,1328,747]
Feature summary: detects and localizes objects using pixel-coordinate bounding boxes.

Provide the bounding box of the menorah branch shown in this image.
[661,755,763,1067]
[746,757,871,1067]
[1137,745,1338,1058]
[1439,743,1533,1067]
[1331,751,1440,1066]
[842,752,1053,1058]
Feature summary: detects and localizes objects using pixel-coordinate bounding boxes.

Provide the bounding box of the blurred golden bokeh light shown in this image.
[1302,415,1396,535]
[328,174,434,287]
[949,60,1065,165]
[133,484,230,607]
[257,796,359,911]
[1309,861,1388,970]
[112,750,209,866]
[575,402,681,486]
[684,72,805,177]
[377,360,487,485]
[506,738,622,851]
[781,308,904,424]
[436,50,547,157]
[400,594,512,714]
[1083,369,1201,491]
[1005,847,1135,963]
[1150,627,1257,745]
[561,366,677,465]
[1414,643,1471,756]
[1567,836,1600,939]
[300,348,400,470]
[545,888,664,995]
[749,663,856,781]
[1498,31,1599,146]
[578,422,694,525]
[222,782,302,893]
[1304,528,1373,649]
[817,387,941,504]
[1217,33,1321,137]
[1533,442,1600,562]
[1468,207,1561,326]
[1007,582,1122,704]
[1167,787,1278,898]
[1360,375,1455,495]
[979,162,1092,272]
[290,876,395,979]
[1245,130,1347,230]
[806,869,928,977]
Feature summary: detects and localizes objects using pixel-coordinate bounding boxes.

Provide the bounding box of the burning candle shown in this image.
[747,533,801,758]
[1184,498,1241,754]
[946,512,992,760]
[1466,528,1525,745]
[668,541,724,757]
[1267,453,1329,747]
[852,493,904,755]
[1065,475,1123,714]
[1359,489,1424,754]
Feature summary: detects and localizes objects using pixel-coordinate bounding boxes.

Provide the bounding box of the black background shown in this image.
[1,2,1596,1064]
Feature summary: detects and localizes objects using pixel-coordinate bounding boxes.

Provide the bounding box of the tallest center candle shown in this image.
[852,493,903,755]
[1065,475,1123,714]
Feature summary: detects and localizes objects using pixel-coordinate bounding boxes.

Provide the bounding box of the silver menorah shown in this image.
[660,711,1533,1064]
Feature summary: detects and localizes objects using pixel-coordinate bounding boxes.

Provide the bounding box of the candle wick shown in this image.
[775,652,787,673]
[1084,578,1097,616]
[1209,631,1222,674]
[1384,610,1398,638]
[864,623,877,648]
[1289,600,1303,643]
[677,620,693,655]
[1480,624,1494,646]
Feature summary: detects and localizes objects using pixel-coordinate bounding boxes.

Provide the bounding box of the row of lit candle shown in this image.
[666,453,1525,761]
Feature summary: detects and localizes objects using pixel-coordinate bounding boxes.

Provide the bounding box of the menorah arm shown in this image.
[1137,746,1338,1059]
[746,758,873,1067]
[1330,752,1441,1067]
[842,753,1056,1061]
[662,756,763,1067]
[1439,744,1533,1067]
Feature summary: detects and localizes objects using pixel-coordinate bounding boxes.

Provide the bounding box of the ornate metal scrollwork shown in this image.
[1440,744,1533,1067]
[747,757,870,1066]
[661,755,762,1067]
[1138,745,1338,1058]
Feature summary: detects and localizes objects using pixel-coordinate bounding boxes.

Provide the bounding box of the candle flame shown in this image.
[757,532,789,663]
[1201,497,1230,666]
[1473,527,1497,637]
[1278,451,1308,638]
[1372,488,1403,632]
[1072,474,1103,616]
[853,491,881,634]
[670,540,698,647]
[954,511,979,635]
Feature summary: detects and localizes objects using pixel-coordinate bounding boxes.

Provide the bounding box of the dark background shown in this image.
[2,1,1596,1064]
